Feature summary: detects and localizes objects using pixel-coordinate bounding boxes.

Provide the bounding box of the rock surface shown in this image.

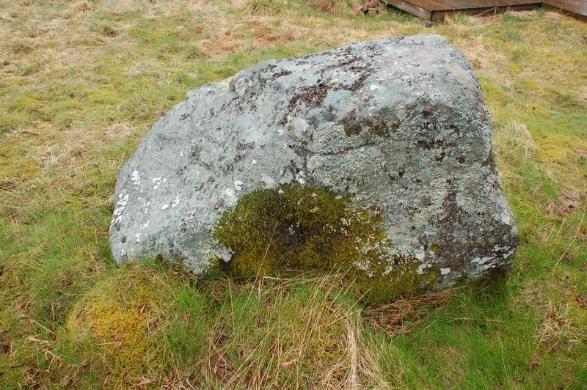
[110,34,518,287]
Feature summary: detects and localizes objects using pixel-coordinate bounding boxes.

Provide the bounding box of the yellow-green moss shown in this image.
[62,265,178,387]
[214,185,438,304]
[430,243,442,257]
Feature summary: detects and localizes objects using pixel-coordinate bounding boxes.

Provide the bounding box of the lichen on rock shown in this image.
[109,34,518,292]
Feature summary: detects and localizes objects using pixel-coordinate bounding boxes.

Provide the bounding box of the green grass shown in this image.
[0,0,586,388]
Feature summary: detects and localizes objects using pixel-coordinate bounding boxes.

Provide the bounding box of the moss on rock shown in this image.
[214,185,438,304]
[430,243,442,256]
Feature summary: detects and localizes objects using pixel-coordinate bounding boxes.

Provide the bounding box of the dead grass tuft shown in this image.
[106,123,135,142]
[549,191,581,217]
[243,0,289,15]
[197,273,388,388]
[252,25,295,45]
[535,303,584,354]
[494,121,537,165]
[303,0,354,15]
[365,290,453,336]
[73,1,93,13]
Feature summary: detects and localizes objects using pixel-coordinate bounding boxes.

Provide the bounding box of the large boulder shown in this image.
[110,34,518,291]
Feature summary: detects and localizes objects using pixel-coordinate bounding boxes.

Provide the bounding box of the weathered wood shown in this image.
[543,0,587,21]
[544,0,586,15]
[381,0,586,21]
[384,0,432,19]
[395,0,539,11]
[430,3,541,21]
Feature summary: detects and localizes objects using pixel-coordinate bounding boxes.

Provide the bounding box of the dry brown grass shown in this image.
[494,121,538,166]
[365,290,454,336]
[302,0,354,15]
[195,274,388,389]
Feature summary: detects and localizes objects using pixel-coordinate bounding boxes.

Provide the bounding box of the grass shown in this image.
[0,0,585,388]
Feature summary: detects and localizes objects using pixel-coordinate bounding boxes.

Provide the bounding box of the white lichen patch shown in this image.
[222,188,237,207]
[234,180,243,191]
[171,195,180,208]
[354,259,374,277]
[296,170,306,185]
[416,263,431,275]
[261,174,277,189]
[152,177,162,190]
[440,267,451,275]
[215,246,234,263]
[130,170,141,186]
[111,191,129,228]
[471,256,494,265]
[414,246,426,261]
[470,255,500,275]
[503,248,515,260]
[500,209,512,225]
[291,117,310,138]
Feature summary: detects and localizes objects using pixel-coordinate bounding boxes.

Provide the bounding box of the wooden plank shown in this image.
[396,0,540,11]
[543,0,587,17]
[383,0,586,21]
[383,0,432,19]
[430,3,541,21]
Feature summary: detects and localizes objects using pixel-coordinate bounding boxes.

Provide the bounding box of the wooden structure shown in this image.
[382,0,587,21]
[543,0,587,21]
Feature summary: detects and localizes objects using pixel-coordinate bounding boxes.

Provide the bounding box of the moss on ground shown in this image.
[52,263,375,388]
[215,186,437,303]
[61,266,178,387]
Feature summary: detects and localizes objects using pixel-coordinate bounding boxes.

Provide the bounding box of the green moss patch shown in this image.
[214,185,437,303]
[53,264,380,388]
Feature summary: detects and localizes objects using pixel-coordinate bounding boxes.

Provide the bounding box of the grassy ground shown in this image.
[0,0,585,388]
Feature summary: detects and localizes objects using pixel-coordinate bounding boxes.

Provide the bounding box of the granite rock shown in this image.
[110,34,518,286]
